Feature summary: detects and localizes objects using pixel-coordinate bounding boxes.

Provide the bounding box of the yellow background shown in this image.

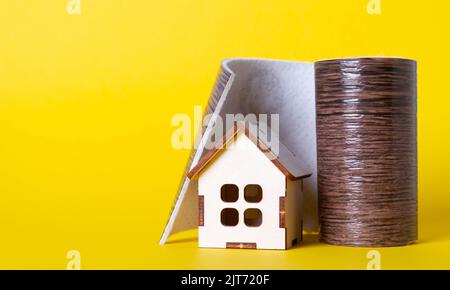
[0,0,449,269]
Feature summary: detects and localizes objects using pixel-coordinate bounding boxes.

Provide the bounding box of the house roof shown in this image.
[187,122,311,180]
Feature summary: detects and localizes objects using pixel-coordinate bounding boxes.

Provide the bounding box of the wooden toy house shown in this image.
[187,123,311,250]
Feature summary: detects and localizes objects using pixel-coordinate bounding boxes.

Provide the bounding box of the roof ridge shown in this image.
[187,122,311,180]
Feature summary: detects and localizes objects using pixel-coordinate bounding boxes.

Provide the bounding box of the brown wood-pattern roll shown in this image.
[315,58,417,247]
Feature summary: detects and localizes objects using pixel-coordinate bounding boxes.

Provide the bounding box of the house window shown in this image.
[219,184,263,228]
[244,184,263,203]
[221,208,239,226]
[244,208,263,227]
[221,184,239,202]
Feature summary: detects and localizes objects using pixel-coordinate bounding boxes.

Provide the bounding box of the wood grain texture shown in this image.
[226,242,257,249]
[198,195,204,226]
[315,58,418,247]
[279,196,286,228]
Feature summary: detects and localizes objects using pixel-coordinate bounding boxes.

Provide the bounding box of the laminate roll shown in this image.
[315,58,418,247]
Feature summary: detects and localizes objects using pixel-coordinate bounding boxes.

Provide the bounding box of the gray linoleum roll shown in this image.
[315,57,418,247]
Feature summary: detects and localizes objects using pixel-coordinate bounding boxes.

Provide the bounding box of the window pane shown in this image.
[244,184,262,203]
[221,208,239,226]
[244,208,262,227]
[221,184,239,202]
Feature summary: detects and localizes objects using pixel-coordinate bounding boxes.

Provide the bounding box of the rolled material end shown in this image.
[315,57,418,247]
